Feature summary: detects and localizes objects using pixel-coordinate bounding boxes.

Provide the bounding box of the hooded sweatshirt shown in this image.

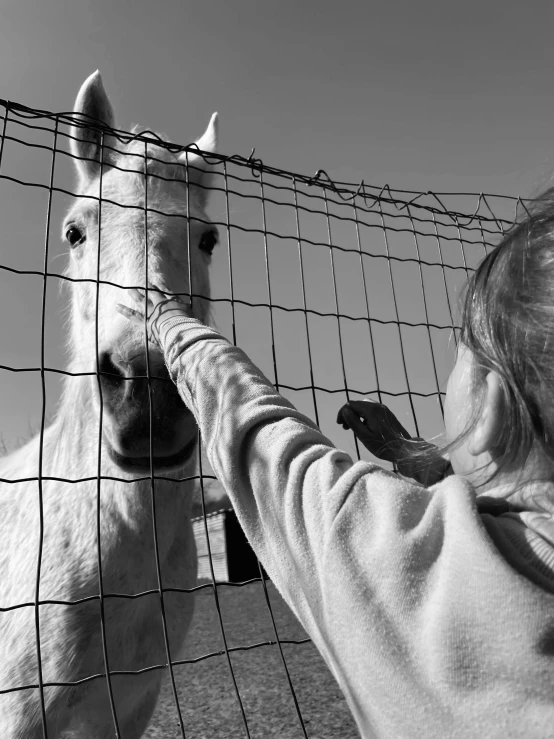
[158,315,554,739]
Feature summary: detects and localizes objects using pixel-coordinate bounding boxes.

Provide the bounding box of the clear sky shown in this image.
[2,0,554,196]
[0,0,553,456]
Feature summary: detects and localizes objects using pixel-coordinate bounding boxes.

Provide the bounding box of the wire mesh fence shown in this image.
[0,96,525,737]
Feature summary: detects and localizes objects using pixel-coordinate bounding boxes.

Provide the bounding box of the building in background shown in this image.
[193,508,268,584]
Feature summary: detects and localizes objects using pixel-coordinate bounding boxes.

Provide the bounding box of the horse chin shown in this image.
[104,433,198,474]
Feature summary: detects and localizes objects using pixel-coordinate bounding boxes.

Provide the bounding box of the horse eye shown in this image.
[66,225,85,247]
[198,229,218,255]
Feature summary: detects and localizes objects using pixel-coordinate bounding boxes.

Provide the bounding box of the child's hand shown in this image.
[116,285,193,348]
[336,400,412,463]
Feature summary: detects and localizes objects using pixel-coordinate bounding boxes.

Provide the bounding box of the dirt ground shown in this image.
[143,581,359,739]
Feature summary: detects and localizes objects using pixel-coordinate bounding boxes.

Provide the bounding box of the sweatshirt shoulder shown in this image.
[333,465,478,533]
[326,470,488,580]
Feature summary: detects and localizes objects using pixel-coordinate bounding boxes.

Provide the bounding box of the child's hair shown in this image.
[405,187,554,482]
[457,187,554,477]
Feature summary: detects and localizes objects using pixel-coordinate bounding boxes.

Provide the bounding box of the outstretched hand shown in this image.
[337,399,412,464]
[116,285,193,348]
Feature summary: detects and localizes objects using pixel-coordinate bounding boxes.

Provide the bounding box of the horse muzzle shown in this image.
[96,349,197,472]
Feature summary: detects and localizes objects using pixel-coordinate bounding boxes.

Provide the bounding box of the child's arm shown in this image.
[117,288,410,621]
[337,399,453,485]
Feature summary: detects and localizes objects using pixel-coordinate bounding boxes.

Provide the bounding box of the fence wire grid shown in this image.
[0,97,526,738]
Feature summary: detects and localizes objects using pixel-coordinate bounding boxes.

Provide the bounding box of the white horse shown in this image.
[0,71,219,737]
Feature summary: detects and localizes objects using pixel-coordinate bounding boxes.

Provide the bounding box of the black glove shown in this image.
[336,399,412,464]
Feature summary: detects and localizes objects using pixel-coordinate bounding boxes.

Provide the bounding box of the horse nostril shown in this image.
[98,352,126,387]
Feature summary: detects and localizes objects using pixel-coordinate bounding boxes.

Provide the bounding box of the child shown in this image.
[118,193,554,738]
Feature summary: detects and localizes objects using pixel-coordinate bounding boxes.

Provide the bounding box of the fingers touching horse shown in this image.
[0,71,218,738]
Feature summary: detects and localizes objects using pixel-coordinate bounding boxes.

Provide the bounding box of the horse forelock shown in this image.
[111,127,188,185]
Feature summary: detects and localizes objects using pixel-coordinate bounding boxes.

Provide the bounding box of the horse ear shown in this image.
[193,112,218,156]
[179,113,218,206]
[70,71,117,184]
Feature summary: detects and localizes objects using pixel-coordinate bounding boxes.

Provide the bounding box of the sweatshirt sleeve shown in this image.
[157,316,460,632]
[158,316,371,619]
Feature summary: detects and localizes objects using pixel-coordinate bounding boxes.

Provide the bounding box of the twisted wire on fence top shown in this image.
[0,96,526,226]
[0,96,520,736]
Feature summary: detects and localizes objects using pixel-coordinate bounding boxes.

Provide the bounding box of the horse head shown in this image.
[64,71,218,473]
